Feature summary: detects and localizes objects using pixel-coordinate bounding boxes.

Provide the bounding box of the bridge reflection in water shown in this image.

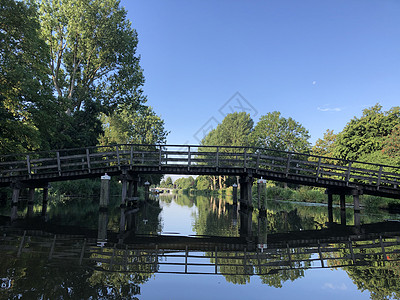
[2,207,400,277]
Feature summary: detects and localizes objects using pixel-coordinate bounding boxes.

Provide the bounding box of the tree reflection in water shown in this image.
[1,193,400,298]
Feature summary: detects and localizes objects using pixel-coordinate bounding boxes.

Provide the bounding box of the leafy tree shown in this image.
[36,0,146,148]
[312,129,336,158]
[333,104,400,161]
[250,111,311,153]
[160,176,173,188]
[0,0,54,154]
[200,112,254,189]
[174,176,195,189]
[202,112,254,148]
[195,176,211,190]
[98,105,168,145]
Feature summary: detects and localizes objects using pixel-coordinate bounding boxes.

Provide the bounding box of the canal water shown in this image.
[1,192,400,299]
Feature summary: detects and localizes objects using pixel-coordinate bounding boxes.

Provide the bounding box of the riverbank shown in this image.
[172,184,398,211]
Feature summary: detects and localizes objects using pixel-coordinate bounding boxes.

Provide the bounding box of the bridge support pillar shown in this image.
[239,175,253,209]
[120,170,128,207]
[239,209,253,238]
[27,188,35,218]
[41,186,49,218]
[10,182,21,222]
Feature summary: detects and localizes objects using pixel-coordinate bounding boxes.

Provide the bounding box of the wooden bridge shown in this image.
[1,144,400,217]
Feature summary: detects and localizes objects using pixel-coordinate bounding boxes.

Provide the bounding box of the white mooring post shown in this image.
[232,183,238,205]
[144,181,150,201]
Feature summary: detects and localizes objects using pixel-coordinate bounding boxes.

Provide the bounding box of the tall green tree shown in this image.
[333,104,400,161]
[202,112,254,148]
[0,0,54,154]
[36,0,146,148]
[201,112,254,189]
[250,111,311,153]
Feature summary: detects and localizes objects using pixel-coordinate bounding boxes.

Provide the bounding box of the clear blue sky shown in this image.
[121,0,400,145]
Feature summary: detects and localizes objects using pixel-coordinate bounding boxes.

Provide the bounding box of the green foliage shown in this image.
[99,105,169,145]
[265,186,295,200]
[195,175,211,190]
[382,124,400,161]
[333,104,400,161]
[174,176,195,189]
[160,176,173,188]
[292,186,325,203]
[0,0,54,154]
[202,112,254,147]
[251,111,311,152]
[38,0,145,115]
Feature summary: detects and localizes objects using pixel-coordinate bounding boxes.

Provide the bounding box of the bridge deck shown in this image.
[0,144,399,198]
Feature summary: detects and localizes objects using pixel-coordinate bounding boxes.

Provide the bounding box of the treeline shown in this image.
[0,0,168,155]
[187,106,400,191]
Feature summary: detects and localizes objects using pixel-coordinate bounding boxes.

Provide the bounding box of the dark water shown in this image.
[1,193,400,299]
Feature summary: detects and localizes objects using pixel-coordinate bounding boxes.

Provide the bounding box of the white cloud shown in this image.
[322,283,348,290]
[317,107,342,112]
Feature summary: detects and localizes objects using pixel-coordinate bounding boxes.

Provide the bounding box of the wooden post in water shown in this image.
[232,183,238,206]
[120,170,128,207]
[27,188,35,218]
[257,177,267,216]
[97,210,108,246]
[144,181,150,201]
[100,173,111,209]
[239,175,253,209]
[239,209,253,238]
[10,182,21,222]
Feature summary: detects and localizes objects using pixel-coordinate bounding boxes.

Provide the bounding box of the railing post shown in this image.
[116,145,121,170]
[377,165,383,190]
[130,145,134,168]
[26,155,31,178]
[86,148,91,173]
[159,146,162,170]
[256,152,260,172]
[188,146,191,170]
[216,146,219,170]
[285,154,291,177]
[244,148,247,171]
[346,162,352,186]
[316,157,321,181]
[56,151,61,176]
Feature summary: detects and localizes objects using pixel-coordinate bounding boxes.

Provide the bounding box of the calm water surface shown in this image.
[1,193,400,299]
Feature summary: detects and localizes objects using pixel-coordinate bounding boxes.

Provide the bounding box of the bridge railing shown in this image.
[0,144,399,191]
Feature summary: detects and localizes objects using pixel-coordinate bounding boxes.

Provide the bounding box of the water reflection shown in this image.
[1,193,400,299]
